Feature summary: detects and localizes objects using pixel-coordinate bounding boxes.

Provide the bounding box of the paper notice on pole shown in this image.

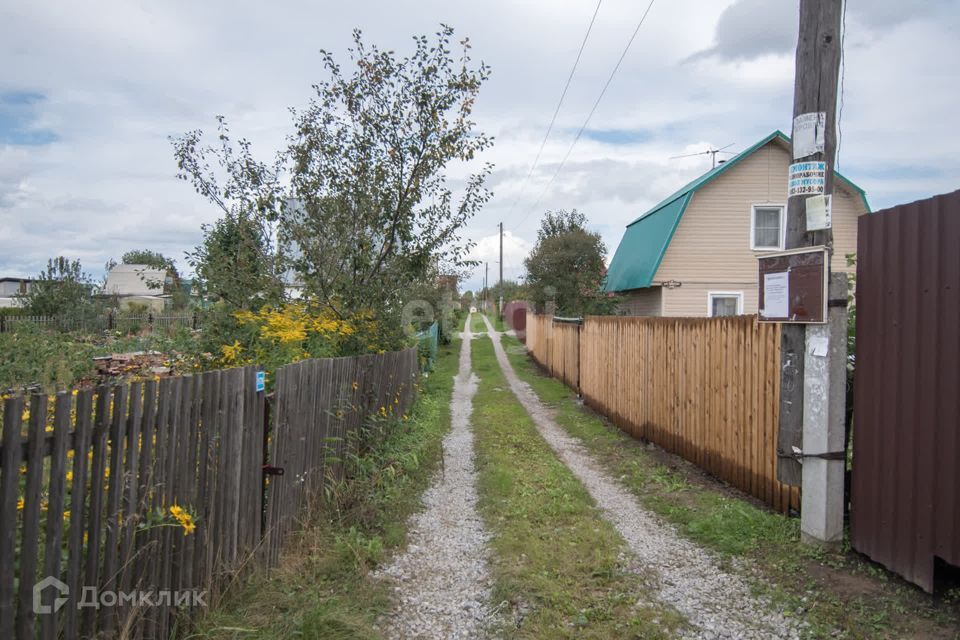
[762,271,789,318]
[793,112,826,159]
[808,336,829,357]
[788,161,826,197]
[805,194,832,230]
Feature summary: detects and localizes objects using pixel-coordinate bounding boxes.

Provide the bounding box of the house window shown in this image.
[751,204,785,250]
[708,291,743,317]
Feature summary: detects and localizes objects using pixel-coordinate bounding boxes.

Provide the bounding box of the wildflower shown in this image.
[19,464,26,475]
[17,497,24,511]
[66,470,74,483]
[351,381,359,391]
[169,505,185,519]
[63,510,71,520]
[221,340,243,363]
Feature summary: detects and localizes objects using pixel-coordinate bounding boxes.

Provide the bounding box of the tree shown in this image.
[173,26,492,330]
[18,257,97,318]
[523,210,614,317]
[185,212,284,311]
[119,249,193,308]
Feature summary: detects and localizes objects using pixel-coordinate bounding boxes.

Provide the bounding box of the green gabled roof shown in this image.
[604,130,870,293]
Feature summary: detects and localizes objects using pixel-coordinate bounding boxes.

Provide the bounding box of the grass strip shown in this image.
[500,332,960,639]
[470,312,487,334]
[470,334,685,639]
[183,337,461,640]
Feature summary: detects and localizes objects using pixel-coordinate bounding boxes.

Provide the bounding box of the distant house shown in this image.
[0,277,31,308]
[605,130,870,317]
[103,264,170,312]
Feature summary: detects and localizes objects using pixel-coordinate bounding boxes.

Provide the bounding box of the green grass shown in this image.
[500,333,960,639]
[470,335,686,639]
[183,338,461,640]
[469,312,487,334]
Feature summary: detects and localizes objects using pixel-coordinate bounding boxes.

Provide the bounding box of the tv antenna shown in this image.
[670,143,735,169]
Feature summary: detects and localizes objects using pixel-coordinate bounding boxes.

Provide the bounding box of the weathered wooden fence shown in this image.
[0,313,199,335]
[0,347,418,639]
[527,314,799,513]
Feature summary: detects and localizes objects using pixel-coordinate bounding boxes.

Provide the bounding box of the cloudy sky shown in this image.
[1,0,957,293]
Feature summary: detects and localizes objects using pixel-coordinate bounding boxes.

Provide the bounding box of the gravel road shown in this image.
[481,315,802,640]
[375,315,494,639]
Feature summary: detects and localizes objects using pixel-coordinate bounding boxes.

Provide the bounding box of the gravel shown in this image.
[481,315,803,640]
[375,315,494,639]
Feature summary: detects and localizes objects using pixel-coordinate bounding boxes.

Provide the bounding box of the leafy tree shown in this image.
[185,212,284,311]
[173,26,492,333]
[523,210,614,317]
[17,257,98,318]
[121,249,176,272]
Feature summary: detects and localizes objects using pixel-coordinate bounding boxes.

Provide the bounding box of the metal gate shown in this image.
[850,189,960,592]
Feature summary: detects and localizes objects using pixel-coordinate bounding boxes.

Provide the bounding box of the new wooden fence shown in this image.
[527,314,800,513]
[0,347,418,639]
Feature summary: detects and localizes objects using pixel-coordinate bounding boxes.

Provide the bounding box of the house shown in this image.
[102,264,170,312]
[0,277,31,308]
[604,131,869,317]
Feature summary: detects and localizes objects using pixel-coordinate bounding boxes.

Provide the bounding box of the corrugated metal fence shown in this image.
[527,313,799,514]
[850,189,960,592]
[0,347,418,638]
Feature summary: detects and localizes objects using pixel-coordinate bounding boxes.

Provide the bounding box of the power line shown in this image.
[512,0,657,232]
[508,0,603,208]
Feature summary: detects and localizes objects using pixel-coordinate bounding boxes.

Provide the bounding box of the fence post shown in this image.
[107,310,114,331]
[800,274,848,547]
[148,312,153,327]
[0,314,4,334]
[192,311,199,331]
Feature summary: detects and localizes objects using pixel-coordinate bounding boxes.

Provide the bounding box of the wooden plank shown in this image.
[82,386,111,638]
[64,390,93,640]
[101,385,129,635]
[0,396,24,639]
[16,394,47,639]
[40,392,71,640]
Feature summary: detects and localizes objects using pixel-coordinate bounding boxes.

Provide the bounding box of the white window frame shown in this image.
[707,291,744,317]
[750,204,786,251]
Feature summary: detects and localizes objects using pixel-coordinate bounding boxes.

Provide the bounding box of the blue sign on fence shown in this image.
[255,371,265,392]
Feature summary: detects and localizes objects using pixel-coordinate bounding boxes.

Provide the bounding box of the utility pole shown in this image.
[780,0,845,547]
[484,262,489,312]
[498,222,504,319]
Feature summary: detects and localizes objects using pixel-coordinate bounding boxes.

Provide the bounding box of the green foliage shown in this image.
[17,256,98,319]
[174,26,492,334]
[523,210,615,317]
[0,323,97,392]
[121,249,176,272]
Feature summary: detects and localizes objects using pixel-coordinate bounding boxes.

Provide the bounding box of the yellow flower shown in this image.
[169,505,185,518]
[351,381,358,391]
[63,510,71,520]
[17,497,24,511]
[19,464,26,475]
[66,470,74,483]
[221,340,243,363]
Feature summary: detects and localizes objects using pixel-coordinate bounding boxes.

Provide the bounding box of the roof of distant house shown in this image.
[604,130,869,293]
[103,264,168,297]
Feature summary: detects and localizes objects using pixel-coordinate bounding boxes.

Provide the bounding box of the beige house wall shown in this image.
[617,286,662,316]
[653,140,867,316]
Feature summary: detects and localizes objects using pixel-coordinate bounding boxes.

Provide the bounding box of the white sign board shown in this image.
[762,272,790,319]
[788,161,826,197]
[792,112,826,159]
[805,194,832,231]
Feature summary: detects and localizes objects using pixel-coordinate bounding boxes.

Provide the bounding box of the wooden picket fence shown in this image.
[527,314,800,514]
[0,347,417,639]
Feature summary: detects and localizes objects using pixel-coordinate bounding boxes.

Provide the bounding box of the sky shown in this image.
[1,0,957,293]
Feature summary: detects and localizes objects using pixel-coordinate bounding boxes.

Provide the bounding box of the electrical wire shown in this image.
[507,0,603,210]
[512,0,657,232]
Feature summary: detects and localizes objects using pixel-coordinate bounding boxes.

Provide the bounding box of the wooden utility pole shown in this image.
[498,222,504,319]
[778,0,843,488]
[484,262,489,312]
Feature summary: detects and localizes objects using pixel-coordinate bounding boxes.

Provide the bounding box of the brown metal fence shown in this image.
[0,347,418,638]
[526,313,800,513]
[850,189,960,593]
[502,301,528,342]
